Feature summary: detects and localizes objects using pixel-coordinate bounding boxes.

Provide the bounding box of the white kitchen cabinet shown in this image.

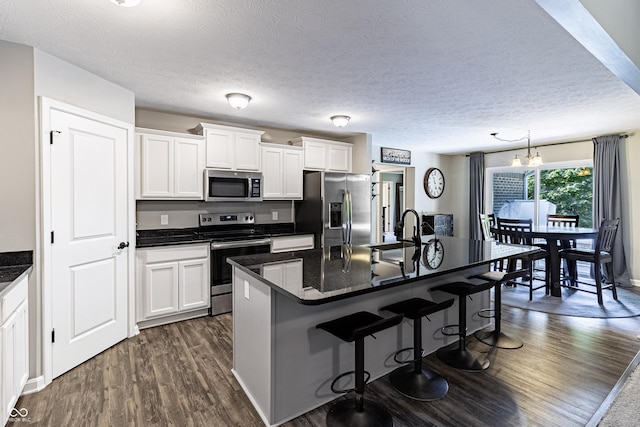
[196,123,264,171]
[260,143,304,200]
[1,275,28,426]
[291,137,352,172]
[262,259,303,292]
[136,128,205,200]
[270,234,314,253]
[136,244,210,328]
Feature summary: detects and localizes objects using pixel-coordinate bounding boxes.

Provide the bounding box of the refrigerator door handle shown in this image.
[341,190,348,244]
[347,190,353,244]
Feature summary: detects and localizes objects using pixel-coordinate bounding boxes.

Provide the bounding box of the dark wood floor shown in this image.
[18,305,640,426]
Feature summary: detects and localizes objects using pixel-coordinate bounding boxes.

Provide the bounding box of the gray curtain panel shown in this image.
[593,135,630,285]
[468,152,485,240]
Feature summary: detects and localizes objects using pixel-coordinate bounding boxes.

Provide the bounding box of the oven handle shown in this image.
[211,238,272,249]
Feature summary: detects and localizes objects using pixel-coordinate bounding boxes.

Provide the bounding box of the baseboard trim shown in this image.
[21,376,47,395]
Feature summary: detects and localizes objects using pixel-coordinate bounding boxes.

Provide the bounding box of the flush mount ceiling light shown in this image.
[110,0,142,7]
[226,93,252,110]
[330,115,351,127]
[491,130,543,168]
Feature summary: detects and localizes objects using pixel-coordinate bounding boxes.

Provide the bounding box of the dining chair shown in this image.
[496,217,548,300]
[544,214,580,281]
[559,218,619,305]
[479,213,495,241]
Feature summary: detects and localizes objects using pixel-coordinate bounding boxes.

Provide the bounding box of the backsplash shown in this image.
[136,200,294,230]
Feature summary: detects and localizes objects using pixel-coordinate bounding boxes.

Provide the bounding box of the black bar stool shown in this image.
[380,297,455,401]
[432,281,494,371]
[471,270,526,349]
[316,311,403,427]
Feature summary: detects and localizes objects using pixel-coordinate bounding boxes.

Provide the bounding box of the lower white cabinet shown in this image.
[136,244,210,327]
[262,259,303,292]
[1,275,29,426]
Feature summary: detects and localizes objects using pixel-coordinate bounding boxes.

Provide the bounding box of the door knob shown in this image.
[118,241,130,250]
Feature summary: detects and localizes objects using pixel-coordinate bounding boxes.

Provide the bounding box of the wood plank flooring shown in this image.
[17,306,640,426]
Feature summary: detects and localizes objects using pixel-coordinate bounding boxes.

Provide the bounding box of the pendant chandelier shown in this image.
[491,130,543,167]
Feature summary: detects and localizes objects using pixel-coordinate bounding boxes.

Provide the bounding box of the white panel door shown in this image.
[205,128,234,169]
[144,262,179,318]
[235,132,261,171]
[174,137,204,198]
[282,149,303,199]
[261,146,284,199]
[50,108,128,379]
[140,133,173,197]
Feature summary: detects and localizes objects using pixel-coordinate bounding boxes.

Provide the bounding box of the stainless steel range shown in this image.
[199,212,272,315]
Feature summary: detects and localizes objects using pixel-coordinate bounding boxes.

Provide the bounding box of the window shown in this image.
[488,161,593,226]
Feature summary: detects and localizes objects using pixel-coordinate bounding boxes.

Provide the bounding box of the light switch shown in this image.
[160,214,168,225]
[272,211,278,221]
[244,280,250,300]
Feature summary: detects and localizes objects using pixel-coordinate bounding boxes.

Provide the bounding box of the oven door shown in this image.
[210,239,271,315]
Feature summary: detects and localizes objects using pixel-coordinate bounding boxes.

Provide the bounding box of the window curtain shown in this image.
[593,135,630,285]
[469,152,485,240]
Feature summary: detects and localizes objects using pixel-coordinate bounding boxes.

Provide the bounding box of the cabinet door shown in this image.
[140,133,174,197]
[143,262,179,318]
[261,146,284,199]
[302,141,327,170]
[178,258,210,311]
[282,149,303,199]
[174,137,204,198]
[283,260,303,289]
[262,264,284,286]
[235,132,261,171]
[327,144,351,172]
[205,128,235,169]
[1,301,28,423]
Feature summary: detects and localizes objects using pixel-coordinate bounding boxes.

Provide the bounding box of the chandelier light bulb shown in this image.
[226,93,252,110]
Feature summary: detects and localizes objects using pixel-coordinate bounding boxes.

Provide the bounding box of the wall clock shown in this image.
[424,167,445,198]
[423,239,444,269]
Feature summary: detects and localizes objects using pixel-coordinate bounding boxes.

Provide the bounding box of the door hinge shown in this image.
[51,231,54,244]
[50,130,61,145]
[51,329,55,343]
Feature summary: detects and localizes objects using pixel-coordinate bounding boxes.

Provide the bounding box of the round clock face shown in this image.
[423,239,444,269]
[424,167,445,198]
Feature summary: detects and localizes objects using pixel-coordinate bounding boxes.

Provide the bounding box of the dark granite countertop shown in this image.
[0,251,33,295]
[227,236,538,305]
[135,224,308,248]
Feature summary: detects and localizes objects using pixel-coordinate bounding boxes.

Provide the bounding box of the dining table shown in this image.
[523,225,599,297]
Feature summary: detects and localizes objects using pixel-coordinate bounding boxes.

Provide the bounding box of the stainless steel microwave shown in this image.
[204,169,263,202]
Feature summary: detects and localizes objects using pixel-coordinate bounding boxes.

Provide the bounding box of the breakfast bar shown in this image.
[228,237,536,426]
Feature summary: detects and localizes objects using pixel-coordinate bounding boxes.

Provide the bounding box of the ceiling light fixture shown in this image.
[330,115,351,127]
[110,0,142,7]
[226,93,252,110]
[491,130,543,168]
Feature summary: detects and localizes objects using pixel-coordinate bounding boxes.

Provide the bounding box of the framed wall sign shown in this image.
[381,147,411,165]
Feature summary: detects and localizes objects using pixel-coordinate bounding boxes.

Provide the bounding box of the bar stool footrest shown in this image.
[440,324,467,337]
[330,370,371,394]
[326,397,393,427]
[389,364,449,401]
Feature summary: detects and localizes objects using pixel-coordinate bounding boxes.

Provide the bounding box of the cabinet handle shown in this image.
[118,241,130,250]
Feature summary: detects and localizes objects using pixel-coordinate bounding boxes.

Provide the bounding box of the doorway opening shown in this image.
[373,165,407,243]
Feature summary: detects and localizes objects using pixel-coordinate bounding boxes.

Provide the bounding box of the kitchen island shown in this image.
[228,237,536,426]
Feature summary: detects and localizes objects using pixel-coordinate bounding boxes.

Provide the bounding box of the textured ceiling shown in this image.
[1,0,639,154]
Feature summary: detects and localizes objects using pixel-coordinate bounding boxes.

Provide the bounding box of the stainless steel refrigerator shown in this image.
[295,171,371,248]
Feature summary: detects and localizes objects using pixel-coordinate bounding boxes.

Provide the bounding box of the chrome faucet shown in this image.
[395,209,422,247]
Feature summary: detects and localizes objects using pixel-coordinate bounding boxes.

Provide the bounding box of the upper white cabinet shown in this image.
[260,143,304,200]
[135,128,205,200]
[196,123,264,171]
[291,137,352,172]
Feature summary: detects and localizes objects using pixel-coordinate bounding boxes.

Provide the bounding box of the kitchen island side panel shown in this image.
[232,267,273,422]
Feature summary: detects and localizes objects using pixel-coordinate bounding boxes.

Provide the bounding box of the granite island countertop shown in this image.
[0,250,33,295]
[228,236,538,305]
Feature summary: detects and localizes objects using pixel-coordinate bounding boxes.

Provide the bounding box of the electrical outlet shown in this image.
[272,211,278,221]
[160,214,168,225]
[244,280,250,300]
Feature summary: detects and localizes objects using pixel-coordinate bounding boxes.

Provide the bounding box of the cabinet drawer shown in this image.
[1,275,28,323]
[140,244,210,263]
[271,235,314,253]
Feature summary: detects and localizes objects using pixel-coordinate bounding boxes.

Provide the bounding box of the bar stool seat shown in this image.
[380,297,454,401]
[432,281,494,371]
[317,311,403,427]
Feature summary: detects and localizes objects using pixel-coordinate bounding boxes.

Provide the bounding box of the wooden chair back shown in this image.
[478,213,495,241]
[496,217,533,245]
[547,214,579,228]
[595,218,620,255]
